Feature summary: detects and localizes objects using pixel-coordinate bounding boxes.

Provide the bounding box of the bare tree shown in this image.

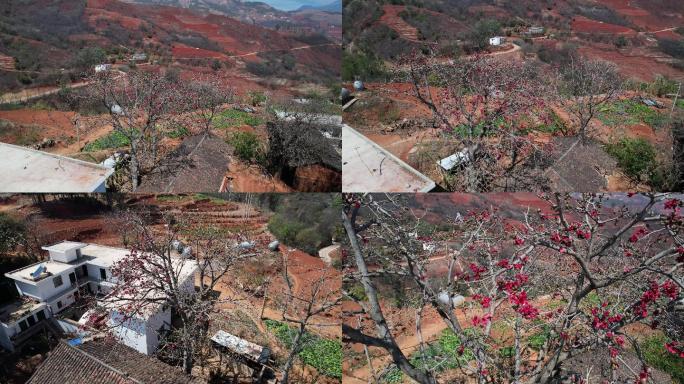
[555,56,623,143]
[89,70,185,191]
[272,250,342,384]
[402,54,553,192]
[180,75,235,134]
[343,193,683,383]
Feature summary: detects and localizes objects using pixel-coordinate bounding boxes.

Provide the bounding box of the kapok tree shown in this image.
[342,193,683,384]
[400,54,554,192]
[554,56,623,143]
[91,210,257,374]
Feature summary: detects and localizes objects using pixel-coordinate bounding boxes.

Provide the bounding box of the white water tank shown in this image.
[111,104,124,115]
[353,80,364,91]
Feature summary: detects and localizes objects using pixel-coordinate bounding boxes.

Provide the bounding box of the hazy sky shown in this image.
[255,0,333,11]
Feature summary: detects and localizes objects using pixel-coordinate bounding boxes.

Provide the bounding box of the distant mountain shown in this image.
[296,0,341,13]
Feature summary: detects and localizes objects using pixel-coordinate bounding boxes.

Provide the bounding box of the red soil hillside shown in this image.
[87,0,322,57]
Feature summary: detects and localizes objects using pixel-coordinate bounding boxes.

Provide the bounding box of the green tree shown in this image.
[0,213,26,254]
[468,19,502,50]
[74,47,107,70]
[341,51,385,81]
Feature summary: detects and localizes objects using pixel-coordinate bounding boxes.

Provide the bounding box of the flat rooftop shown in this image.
[342,125,435,192]
[0,299,45,323]
[81,244,131,268]
[6,260,80,284]
[42,241,88,253]
[0,142,114,193]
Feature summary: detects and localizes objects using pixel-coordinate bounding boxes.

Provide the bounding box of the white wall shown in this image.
[109,307,171,355]
[0,324,14,352]
[35,269,77,302]
[0,304,49,352]
[46,289,77,315]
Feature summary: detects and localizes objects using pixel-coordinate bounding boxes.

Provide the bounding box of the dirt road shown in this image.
[0,71,125,105]
[174,43,339,60]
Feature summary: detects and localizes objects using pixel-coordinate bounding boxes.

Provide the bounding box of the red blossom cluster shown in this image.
[471,313,492,328]
[465,263,487,281]
[590,304,623,331]
[629,227,648,243]
[665,342,684,358]
[635,366,650,383]
[632,280,678,319]
[509,290,539,319]
[472,294,492,308]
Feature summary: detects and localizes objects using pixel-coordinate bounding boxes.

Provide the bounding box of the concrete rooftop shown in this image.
[0,142,114,193]
[342,125,435,192]
[42,241,88,253]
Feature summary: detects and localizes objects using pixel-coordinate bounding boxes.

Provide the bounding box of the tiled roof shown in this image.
[26,339,195,384]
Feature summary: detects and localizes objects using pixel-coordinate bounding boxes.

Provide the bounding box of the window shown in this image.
[100,268,107,280]
[57,301,63,309]
[18,320,28,332]
[69,272,76,285]
[53,275,63,288]
[36,310,46,321]
[27,315,36,327]
[82,265,88,276]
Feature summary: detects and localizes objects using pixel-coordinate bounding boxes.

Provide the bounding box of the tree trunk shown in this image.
[281,323,306,384]
[183,345,193,375]
[342,211,437,384]
[129,141,140,191]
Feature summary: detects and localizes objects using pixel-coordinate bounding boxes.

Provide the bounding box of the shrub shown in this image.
[658,39,684,59]
[605,137,657,183]
[649,75,679,97]
[341,51,386,81]
[83,130,130,152]
[166,126,190,139]
[614,35,628,48]
[247,91,268,107]
[227,131,261,162]
[641,334,684,383]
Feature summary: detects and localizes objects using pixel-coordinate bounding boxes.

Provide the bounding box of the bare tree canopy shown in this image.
[554,56,624,142]
[401,54,554,192]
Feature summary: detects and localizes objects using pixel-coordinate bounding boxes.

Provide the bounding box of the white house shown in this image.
[1,241,197,354]
[489,36,505,46]
[94,64,112,73]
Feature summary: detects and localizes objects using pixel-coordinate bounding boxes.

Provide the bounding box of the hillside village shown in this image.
[0,0,342,193]
[342,0,684,193]
[0,194,342,384]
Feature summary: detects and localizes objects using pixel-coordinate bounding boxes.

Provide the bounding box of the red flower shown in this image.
[629,227,648,243]
[472,313,492,328]
[609,347,619,358]
[664,199,681,210]
[660,281,679,300]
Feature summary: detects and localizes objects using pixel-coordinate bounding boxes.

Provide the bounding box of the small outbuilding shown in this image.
[489,36,505,46]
